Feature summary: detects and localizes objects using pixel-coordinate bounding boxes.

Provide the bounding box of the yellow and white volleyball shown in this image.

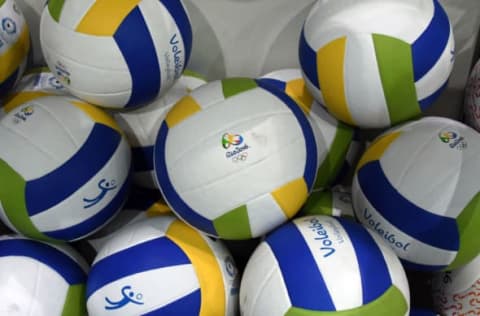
[352,117,480,272]
[0,235,89,316]
[0,95,131,242]
[114,70,206,189]
[299,0,454,128]
[40,0,193,109]
[300,185,354,218]
[0,0,29,98]
[258,69,353,191]
[86,216,239,316]
[432,252,480,315]
[154,78,318,240]
[239,215,410,316]
[463,58,480,132]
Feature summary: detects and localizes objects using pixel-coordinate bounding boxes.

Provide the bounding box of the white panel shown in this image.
[240,243,291,316]
[344,32,390,128]
[435,251,480,295]
[0,200,18,233]
[260,68,302,82]
[57,0,96,30]
[331,190,354,218]
[298,216,363,310]
[189,80,225,109]
[352,176,458,266]
[246,193,287,237]
[87,264,199,316]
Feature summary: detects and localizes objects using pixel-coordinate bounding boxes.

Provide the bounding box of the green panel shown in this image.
[213,205,252,239]
[0,0,6,7]
[222,78,258,99]
[448,191,480,270]
[285,285,408,316]
[314,122,353,190]
[48,0,65,22]
[183,69,207,81]
[0,160,49,241]
[301,190,333,217]
[62,284,86,316]
[372,34,421,125]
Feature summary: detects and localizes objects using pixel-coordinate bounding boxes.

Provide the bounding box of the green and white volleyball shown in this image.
[86,216,239,316]
[0,95,131,242]
[352,117,480,271]
[154,78,318,240]
[114,70,206,189]
[259,69,353,190]
[432,252,480,315]
[0,235,89,316]
[239,215,410,316]
[299,0,454,128]
[463,58,480,132]
[0,0,29,98]
[40,0,192,109]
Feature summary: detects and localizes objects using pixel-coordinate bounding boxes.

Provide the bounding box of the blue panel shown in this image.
[418,80,448,111]
[114,7,160,108]
[400,258,446,272]
[132,146,154,172]
[256,78,287,92]
[409,308,440,316]
[25,124,121,216]
[43,171,131,241]
[266,222,335,311]
[412,0,451,81]
[142,289,200,315]
[0,238,86,285]
[256,79,318,190]
[159,0,193,67]
[0,68,18,98]
[86,236,191,298]
[358,161,459,251]
[298,27,319,91]
[337,218,392,305]
[154,122,217,235]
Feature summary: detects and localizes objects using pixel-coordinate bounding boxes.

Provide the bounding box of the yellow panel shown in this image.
[75,0,140,36]
[166,220,226,316]
[70,100,122,134]
[317,37,354,125]
[356,131,402,171]
[165,95,201,128]
[286,79,314,112]
[146,201,172,217]
[3,92,50,113]
[0,25,30,83]
[272,178,308,219]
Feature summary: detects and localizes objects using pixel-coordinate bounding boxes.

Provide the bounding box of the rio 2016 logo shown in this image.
[222,133,250,163]
[104,285,144,310]
[222,133,244,149]
[83,179,117,209]
[438,129,467,151]
[13,106,34,124]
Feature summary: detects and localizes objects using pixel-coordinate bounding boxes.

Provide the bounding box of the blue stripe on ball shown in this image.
[337,218,392,305]
[25,124,122,216]
[256,78,287,92]
[0,238,86,285]
[142,289,201,315]
[86,236,191,299]
[298,27,320,91]
[132,145,154,172]
[114,6,161,108]
[411,0,451,82]
[418,80,448,111]
[358,160,459,251]
[154,122,217,236]
[266,222,336,311]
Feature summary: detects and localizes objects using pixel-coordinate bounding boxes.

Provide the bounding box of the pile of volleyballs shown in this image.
[0,0,479,315]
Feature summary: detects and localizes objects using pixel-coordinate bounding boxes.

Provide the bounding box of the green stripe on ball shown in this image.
[222,78,258,99]
[48,0,66,22]
[301,191,333,217]
[213,205,252,239]
[61,284,86,316]
[284,285,407,316]
[0,0,6,7]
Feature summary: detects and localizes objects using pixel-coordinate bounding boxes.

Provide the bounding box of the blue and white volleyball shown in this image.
[300,185,354,218]
[464,58,480,132]
[115,70,206,189]
[299,0,454,128]
[432,253,480,315]
[353,117,480,271]
[86,216,239,316]
[40,0,192,109]
[0,0,29,97]
[258,68,353,191]
[0,235,88,316]
[240,215,410,315]
[155,78,318,239]
[0,95,131,242]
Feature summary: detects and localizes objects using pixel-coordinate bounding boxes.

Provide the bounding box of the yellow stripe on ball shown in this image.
[271,178,308,219]
[3,92,51,113]
[0,24,29,83]
[285,79,314,112]
[356,131,402,171]
[165,95,202,128]
[70,100,123,134]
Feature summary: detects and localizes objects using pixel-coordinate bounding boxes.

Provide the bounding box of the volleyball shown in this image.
[299,0,454,128]
[352,117,480,271]
[0,235,88,316]
[40,0,192,109]
[115,70,206,189]
[155,77,318,239]
[240,215,410,315]
[464,58,480,132]
[0,0,29,97]
[0,95,131,242]
[258,68,353,190]
[86,216,239,316]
